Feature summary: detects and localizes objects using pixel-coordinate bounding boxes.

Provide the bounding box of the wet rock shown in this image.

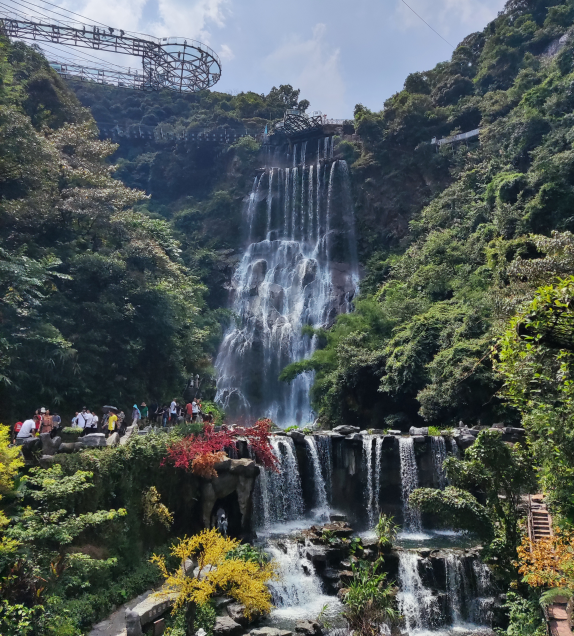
[82,433,107,448]
[229,458,260,477]
[214,616,243,636]
[106,432,120,447]
[387,430,402,436]
[409,427,429,436]
[330,513,347,522]
[40,433,61,456]
[288,430,306,444]
[345,433,363,442]
[381,435,396,446]
[412,435,426,444]
[20,438,41,459]
[332,425,359,435]
[213,596,234,615]
[295,620,323,636]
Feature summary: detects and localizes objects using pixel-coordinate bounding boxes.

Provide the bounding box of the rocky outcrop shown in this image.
[214,616,243,636]
[295,620,323,636]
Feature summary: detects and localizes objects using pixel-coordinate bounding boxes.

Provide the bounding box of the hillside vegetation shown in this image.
[283,0,574,431]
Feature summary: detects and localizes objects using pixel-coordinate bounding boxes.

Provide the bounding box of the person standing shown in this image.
[12,421,23,443]
[185,401,193,423]
[169,399,177,425]
[34,409,43,433]
[76,407,91,435]
[192,399,199,422]
[161,405,169,428]
[132,404,141,426]
[40,410,53,435]
[107,411,118,437]
[90,411,99,433]
[52,412,62,435]
[118,410,126,435]
[71,412,79,427]
[140,403,148,425]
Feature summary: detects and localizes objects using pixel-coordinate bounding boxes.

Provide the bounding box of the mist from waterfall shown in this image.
[215,140,359,427]
[399,437,422,533]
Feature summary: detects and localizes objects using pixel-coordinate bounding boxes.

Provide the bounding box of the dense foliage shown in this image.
[282,0,574,431]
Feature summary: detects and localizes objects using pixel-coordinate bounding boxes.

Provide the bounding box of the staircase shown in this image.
[528,496,572,636]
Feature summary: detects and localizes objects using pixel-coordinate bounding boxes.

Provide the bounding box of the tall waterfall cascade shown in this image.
[398,551,441,632]
[431,436,448,489]
[363,435,376,527]
[399,437,422,532]
[215,140,360,427]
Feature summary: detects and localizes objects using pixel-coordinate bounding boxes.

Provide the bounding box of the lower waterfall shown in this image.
[305,435,329,518]
[363,435,375,527]
[397,552,441,632]
[315,435,333,503]
[399,437,422,532]
[254,437,304,531]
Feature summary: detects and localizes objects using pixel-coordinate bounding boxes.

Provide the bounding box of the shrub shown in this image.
[428,426,441,436]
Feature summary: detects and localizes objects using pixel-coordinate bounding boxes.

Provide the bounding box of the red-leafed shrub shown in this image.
[163,419,277,478]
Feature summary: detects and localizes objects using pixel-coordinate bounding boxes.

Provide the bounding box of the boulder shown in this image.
[250,628,292,636]
[106,432,120,447]
[227,602,259,627]
[228,458,259,477]
[213,596,234,614]
[457,435,475,450]
[345,433,363,442]
[20,438,41,460]
[412,435,426,444]
[381,435,396,446]
[81,433,107,448]
[214,616,243,636]
[387,430,402,436]
[332,425,359,435]
[330,513,347,522]
[38,455,56,468]
[40,433,61,456]
[409,427,429,436]
[295,620,323,636]
[56,442,76,454]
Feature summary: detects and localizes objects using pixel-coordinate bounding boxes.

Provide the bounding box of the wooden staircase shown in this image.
[528,496,573,636]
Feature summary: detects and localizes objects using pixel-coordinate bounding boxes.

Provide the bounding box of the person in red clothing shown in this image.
[185,401,193,423]
[12,421,23,443]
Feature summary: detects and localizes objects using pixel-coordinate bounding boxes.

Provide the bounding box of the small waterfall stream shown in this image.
[431,436,448,489]
[315,435,333,503]
[304,435,329,518]
[399,437,422,532]
[363,435,375,527]
[397,552,441,632]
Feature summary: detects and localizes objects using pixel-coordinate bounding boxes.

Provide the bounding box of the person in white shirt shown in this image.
[17,419,36,440]
[76,408,93,433]
[169,399,177,425]
[91,411,99,432]
[192,400,199,422]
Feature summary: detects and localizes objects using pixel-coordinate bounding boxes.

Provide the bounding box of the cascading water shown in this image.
[315,435,333,503]
[266,540,340,623]
[431,436,448,489]
[397,552,441,632]
[470,559,496,625]
[374,437,384,518]
[363,435,375,527]
[399,437,422,532]
[254,437,304,532]
[215,140,359,427]
[445,552,471,624]
[304,435,329,518]
[450,437,460,458]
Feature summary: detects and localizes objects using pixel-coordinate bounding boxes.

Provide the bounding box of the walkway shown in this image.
[89,591,152,636]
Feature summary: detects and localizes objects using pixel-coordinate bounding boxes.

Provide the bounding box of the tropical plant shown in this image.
[342,557,398,636]
[151,528,277,618]
[374,513,399,549]
[142,486,173,530]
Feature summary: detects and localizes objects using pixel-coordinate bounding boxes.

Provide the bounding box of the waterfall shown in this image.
[266,540,339,620]
[470,559,495,625]
[215,143,359,427]
[305,436,329,518]
[431,436,447,489]
[374,437,384,518]
[363,435,376,527]
[399,438,422,532]
[397,552,441,632]
[445,552,470,624]
[254,437,305,531]
[315,435,333,503]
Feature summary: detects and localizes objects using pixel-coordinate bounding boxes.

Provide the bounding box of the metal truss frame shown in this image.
[1,18,221,92]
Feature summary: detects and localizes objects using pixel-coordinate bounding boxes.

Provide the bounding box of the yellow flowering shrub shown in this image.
[142,486,173,529]
[517,530,574,588]
[151,528,277,617]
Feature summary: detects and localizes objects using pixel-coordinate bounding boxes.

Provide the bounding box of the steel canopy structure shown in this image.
[0,17,221,92]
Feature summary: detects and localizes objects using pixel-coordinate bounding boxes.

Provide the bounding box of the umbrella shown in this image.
[102,405,119,414]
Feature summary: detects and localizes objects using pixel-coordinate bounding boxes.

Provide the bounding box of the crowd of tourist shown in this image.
[12,397,211,443]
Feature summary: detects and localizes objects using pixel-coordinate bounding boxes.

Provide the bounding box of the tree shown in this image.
[151,528,276,618]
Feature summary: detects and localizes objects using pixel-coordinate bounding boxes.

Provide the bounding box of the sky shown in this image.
[6,0,509,116]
